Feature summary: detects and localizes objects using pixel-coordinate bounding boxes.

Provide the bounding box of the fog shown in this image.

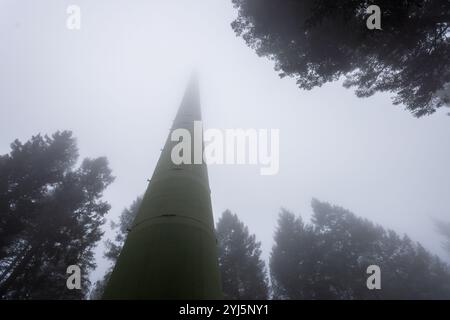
[1,0,449,289]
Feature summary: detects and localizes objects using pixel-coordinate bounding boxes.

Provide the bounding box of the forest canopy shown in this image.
[231,0,450,116]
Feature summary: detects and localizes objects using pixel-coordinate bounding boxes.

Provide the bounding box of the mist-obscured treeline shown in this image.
[92,196,450,300]
[1,132,450,300]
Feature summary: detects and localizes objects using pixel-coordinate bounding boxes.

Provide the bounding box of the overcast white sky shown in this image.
[1,0,450,286]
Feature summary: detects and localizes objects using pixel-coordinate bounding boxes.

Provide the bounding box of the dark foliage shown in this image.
[90,196,142,299]
[216,210,269,299]
[270,199,450,299]
[232,0,450,116]
[0,131,114,299]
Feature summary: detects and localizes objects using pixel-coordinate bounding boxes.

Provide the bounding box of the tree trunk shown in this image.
[0,244,40,298]
[0,244,32,283]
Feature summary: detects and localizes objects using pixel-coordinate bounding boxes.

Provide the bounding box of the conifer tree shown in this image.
[216,210,269,299]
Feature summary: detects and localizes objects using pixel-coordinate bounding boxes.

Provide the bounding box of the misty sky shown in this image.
[1,0,450,286]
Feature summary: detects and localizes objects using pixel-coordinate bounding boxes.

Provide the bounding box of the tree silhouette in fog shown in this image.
[271,199,450,299]
[434,219,450,256]
[216,210,269,299]
[0,131,114,299]
[90,196,142,299]
[231,0,450,116]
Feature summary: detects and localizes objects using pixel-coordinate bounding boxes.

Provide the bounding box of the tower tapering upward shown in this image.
[103,76,222,299]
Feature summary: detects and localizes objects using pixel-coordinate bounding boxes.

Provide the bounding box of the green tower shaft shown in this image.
[103,77,222,299]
